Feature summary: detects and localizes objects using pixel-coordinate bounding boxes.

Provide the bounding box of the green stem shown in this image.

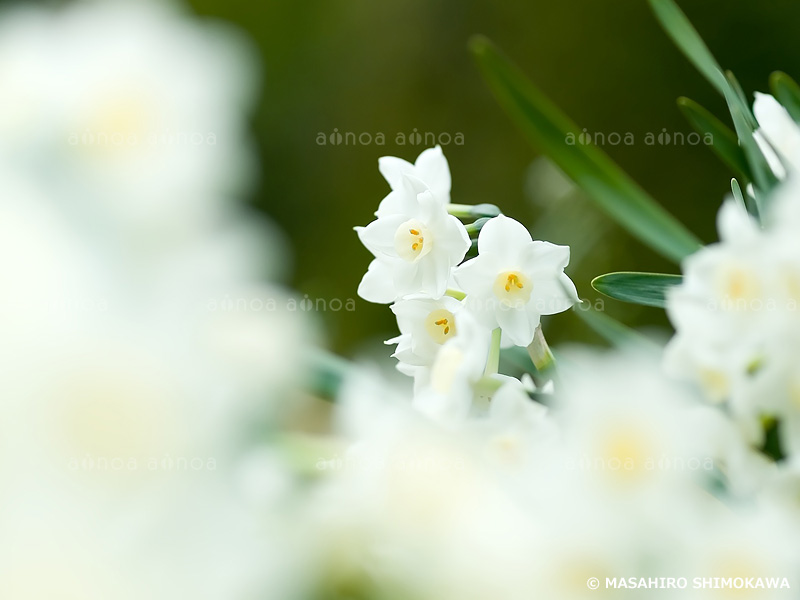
[465,217,491,238]
[484,327,502,376]
[445,288,466,300]
[447,203,502,220]
[447,203,475,218]
[527,325,556,375]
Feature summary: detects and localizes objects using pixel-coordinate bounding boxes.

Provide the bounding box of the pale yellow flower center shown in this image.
[424,308,456,344]
[394,219,432,262]
[717,264,760,308]
[493,270,532,306]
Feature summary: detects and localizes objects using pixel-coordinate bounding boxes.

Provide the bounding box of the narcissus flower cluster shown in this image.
[356,146,579,418]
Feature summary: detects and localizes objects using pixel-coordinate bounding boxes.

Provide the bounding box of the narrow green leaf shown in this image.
[677,97,750,180]
[722,71,778,207]
[649,0,758,129]
[730,178,746,212]
[591,272,683,308]
[572,303,660,351]
[770,71,800,123]
[726,72,758,129]
[648,0,727,96]
[470,36,702,263]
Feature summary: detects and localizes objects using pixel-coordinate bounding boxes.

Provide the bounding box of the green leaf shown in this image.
[572,303,660,351]
[770,71,800,123]
[677,97,750,180]
[722,71,778,208]
[469,36,702,263]
[648,0,728,96]
[730,177,755,216]
[591,271,683,308]
[649,0,759,130]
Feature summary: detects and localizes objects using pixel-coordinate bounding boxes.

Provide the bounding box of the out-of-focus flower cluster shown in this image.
[665,93,800,495]
[0,1,311,598]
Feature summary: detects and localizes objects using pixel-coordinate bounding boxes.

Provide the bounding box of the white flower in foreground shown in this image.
[377,145,451,209]
[454,215,578,346]
[356,174,470,303]
[754,92,800,178]
[557,348,718,500]
[0,1,258,234]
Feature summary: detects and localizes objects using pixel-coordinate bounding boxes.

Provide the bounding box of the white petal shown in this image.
[453,255,497,296]
[378,156,414,191]
[357,259,397,303]
[392,259,423,297]
[477,215,532,263]
[754,131,787,180]
[439,214,471,263]
[375,188,416,218]
[716,197,759,244]
[753,92,800,172]
[496,305,536,346]
[419,250,449,298]
[531,273,579,315]
[522,240,571,275]
[391,298,435,326]
[356,214,406,257]
[414,145,451,203]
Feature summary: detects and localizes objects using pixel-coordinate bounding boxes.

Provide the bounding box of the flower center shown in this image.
[492,270,532,307]
[424,309,457,344]
[394,219,432,262]
[717,264,760,309]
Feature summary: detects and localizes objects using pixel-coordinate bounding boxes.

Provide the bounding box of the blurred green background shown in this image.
[184,0,800,355]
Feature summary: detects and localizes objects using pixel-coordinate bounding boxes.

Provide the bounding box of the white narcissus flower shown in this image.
[665,198,770,400]
[453,215,578,346]
[412,310,491,422]
[356,174,470,303]
[386,295,464,376]
[378,144,451,209]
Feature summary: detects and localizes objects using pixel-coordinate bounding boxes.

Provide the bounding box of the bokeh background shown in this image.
[37,0,800,354]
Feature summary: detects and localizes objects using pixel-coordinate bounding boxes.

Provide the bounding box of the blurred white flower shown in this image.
[665,198,775,400]
[0,0,258,239]
[557,348,716,497]
[454,215,578,346]
[356,173,470,303]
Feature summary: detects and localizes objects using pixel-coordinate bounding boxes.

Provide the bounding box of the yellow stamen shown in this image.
[425,310,456,344]
[493,271,532,306]
[504,274,524,292]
